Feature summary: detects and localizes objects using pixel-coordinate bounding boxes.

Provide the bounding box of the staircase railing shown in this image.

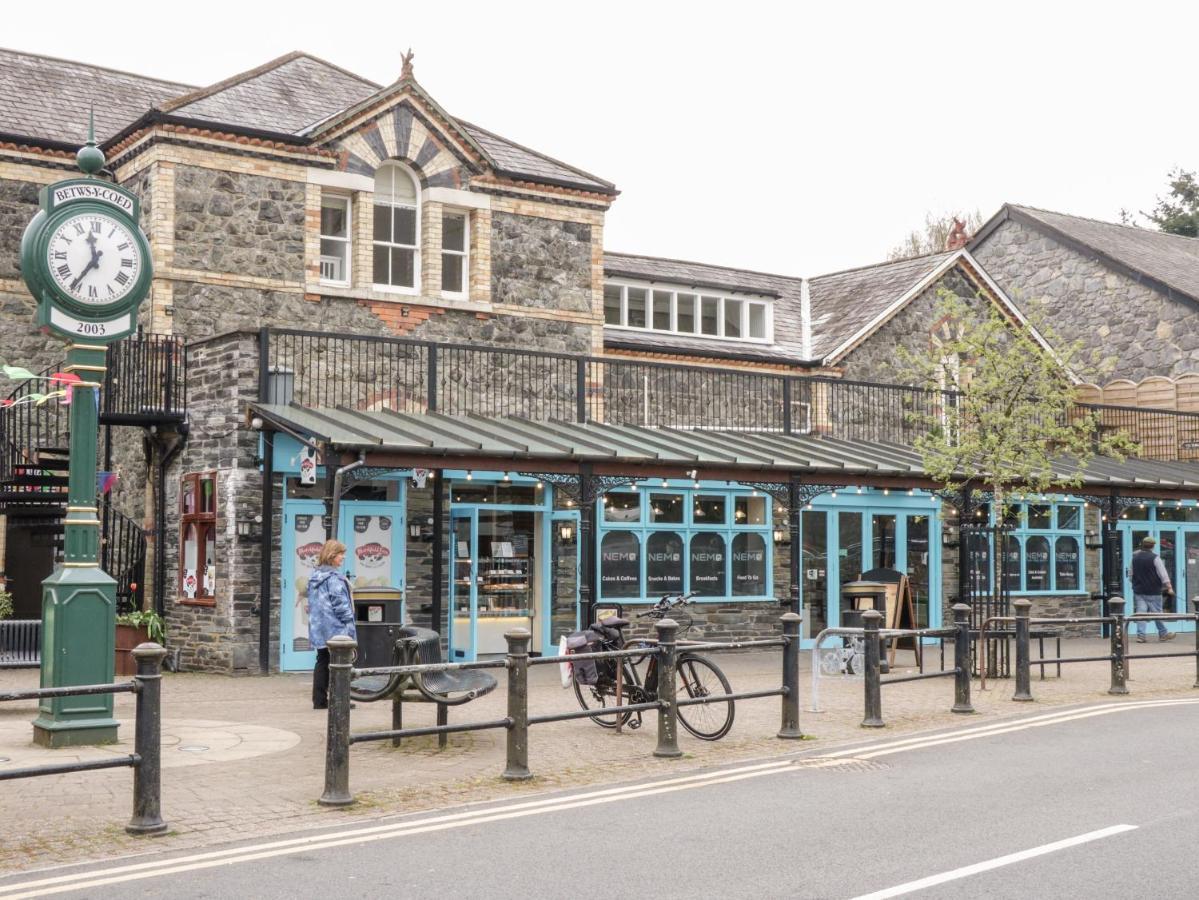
[0,362,69,488]
[101,499,146,615]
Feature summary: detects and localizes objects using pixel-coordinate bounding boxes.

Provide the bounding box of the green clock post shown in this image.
[19,117,153,747]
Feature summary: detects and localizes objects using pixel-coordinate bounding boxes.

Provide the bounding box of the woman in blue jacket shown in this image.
[308,540,357,709]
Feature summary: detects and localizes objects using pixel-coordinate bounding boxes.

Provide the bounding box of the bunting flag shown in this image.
[98,472,119,494]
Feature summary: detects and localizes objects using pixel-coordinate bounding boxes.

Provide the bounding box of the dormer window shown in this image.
[372,163,419,292]
[604,280,772,343]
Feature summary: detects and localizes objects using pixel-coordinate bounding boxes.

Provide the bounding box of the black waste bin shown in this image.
[353,587,406,668]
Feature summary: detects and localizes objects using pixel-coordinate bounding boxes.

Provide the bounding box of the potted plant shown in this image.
[114,609,166,676]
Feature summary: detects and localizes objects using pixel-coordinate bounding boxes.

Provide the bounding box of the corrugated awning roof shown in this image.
[249,404,1199,492]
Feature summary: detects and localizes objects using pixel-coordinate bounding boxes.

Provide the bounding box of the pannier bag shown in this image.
[566,631,599,685]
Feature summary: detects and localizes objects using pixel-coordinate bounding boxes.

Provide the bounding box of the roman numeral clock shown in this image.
[20,170,151,341]
[17,124,154,749]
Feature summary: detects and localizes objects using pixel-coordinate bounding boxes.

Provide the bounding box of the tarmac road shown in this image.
[3,696,1198,899]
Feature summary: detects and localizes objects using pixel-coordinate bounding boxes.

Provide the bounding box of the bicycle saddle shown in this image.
[597,616,629,630]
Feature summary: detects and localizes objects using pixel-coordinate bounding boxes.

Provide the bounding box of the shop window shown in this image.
[319,194,351,284]
[1057,505,1080,530]
[180,472,217,604]
[372,163,419,291]
[693,495,726,524]
[441,211,468,296]
[599,531,640,599]
[1024,535,1051,591]
[604,491,641,523]
[451,483,538,506]
[646,532,684,596]
[1003,534,1022,592]
[731,533,767,596]
[689,533,726,596]
[1055,536,1080,590]
[735,495,767,525]
[649,493,684,523]
[1027,504,1052,529]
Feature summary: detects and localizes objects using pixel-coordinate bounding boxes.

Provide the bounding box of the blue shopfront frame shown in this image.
[1116,500,1199,634]
[596,481,775,605]
[800,489,943,647]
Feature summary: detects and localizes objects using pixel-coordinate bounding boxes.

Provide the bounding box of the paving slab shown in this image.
[2,637,1197,874]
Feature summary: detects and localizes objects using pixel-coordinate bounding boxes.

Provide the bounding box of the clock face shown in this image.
[45,212,143,306]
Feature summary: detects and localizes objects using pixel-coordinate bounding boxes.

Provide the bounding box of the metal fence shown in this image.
[260,328,1199,460]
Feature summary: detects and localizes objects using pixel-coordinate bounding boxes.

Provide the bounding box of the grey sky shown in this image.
[7,0,1196,277]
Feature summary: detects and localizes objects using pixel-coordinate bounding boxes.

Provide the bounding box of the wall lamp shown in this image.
[941,530,959,550]
[559,523,575,542]
[236,515,263,541]
[773,527,789,545]
[1084,529,1103,549]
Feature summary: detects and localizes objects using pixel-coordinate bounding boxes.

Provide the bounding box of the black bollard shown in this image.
[1013,599,1033,702]
[861,610,884,728]
[1193,598,1199,690]
[951,604,974,714]
[778,612,803,739]
[1108,598,1128,696]
[503,628,533,781]
[126,642,169,836]
[654,618,683,758]
[319,635,356,806]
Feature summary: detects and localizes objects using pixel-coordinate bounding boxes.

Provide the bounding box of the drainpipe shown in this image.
[327,449,366,538]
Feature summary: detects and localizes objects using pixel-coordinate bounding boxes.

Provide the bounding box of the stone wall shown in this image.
[972,218,1199,380]
[490,212,593,313]
[163,332,264,672]
[838,269,984,384]
[173,167,306,281]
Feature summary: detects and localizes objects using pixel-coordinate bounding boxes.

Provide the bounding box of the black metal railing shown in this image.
[259,327,1199,461]
[0,362,69,487]
[101,499,147,615]
[103,333,187,423]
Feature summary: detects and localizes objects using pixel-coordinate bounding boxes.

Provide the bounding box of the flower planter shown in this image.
[114,623,150,676]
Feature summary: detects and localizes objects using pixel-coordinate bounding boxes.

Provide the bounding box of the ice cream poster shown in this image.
[293,513,325,641]
[351,515,394,589]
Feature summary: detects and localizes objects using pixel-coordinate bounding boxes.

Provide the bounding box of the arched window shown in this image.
[373,163,419,290]
[599,532,640,599]
[731,533,767,596]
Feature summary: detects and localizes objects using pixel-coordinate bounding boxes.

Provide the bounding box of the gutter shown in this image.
[327,450,366,537]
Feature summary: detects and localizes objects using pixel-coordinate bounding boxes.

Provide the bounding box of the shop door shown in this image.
[281,500,326,672]
[338,501,405,615]
[549,511,580,654]
[449,510,478,661]
[1122,526,1196,633]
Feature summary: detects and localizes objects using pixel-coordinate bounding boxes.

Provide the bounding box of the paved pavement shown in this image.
[1,637,1196,875]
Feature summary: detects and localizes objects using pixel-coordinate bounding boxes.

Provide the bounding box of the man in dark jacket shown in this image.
[1128,536,1176,644]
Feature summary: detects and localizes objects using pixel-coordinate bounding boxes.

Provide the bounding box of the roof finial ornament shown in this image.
[76,104,106,177]
[945,217,969,251]
[400,48,415,81]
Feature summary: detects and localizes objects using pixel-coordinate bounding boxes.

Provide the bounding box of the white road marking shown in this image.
[848,824,1138,899]
[0,760,794,898]
[2,698,1191,897]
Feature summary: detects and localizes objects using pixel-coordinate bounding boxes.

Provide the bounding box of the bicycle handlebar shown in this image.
[636,593,697,618]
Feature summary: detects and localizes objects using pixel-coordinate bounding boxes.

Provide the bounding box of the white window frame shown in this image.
[603,279,773,344]
[319,193,352,285]
[440,209,469,299]
[372,162,421,295]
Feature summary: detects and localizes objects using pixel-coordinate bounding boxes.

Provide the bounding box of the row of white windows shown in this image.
[604,281,772,343]
[319,163,468,297]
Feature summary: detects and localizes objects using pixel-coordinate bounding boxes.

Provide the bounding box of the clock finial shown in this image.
[76,105,106,176]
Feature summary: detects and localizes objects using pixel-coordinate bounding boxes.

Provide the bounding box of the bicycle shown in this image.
[571,593,735,740]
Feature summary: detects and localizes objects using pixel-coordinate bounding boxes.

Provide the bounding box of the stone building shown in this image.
[3,47,1199,673]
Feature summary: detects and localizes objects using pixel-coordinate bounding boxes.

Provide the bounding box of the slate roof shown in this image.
[163,52,378,136]
[0,46,191,145]
[807,252,954,361]
[972,204,1199,306]
[0,47,613,193]
[602,251,808,363]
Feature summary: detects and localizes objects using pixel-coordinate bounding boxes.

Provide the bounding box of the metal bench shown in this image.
[350,626,498,747]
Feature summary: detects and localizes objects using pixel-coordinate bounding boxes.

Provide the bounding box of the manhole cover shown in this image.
[179,745,209,753]
[790,757,888,773]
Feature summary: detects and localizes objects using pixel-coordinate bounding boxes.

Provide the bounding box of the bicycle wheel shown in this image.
[674,654,735,740]
[573,674,633,729]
